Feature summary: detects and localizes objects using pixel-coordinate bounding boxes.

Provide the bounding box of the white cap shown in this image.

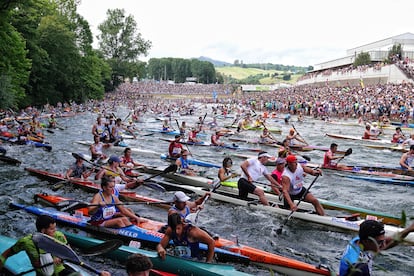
[173,191,190,202]
[258,151,272,158]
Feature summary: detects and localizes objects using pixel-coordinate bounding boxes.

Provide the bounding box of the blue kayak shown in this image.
[160,154,220,168]
[337,173,414,186]
[0,235,90,276]
[0,136,52,151]
[0,235,36,275]
[10,202,249,264]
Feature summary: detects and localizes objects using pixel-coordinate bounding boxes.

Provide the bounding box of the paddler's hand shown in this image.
[313,169,322,176]
[157,245,166,260]
[290,205,298,212]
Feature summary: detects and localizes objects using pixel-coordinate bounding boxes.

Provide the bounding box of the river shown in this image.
[0,106,413,276]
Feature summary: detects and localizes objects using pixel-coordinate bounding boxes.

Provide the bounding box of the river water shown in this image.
[0,106,413,276]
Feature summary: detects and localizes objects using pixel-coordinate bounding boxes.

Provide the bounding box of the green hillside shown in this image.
[216,66,302,84]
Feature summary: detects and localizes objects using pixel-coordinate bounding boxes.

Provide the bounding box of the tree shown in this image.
[97,8,151,89]
[353,52,371,67]
[0,2,31,109]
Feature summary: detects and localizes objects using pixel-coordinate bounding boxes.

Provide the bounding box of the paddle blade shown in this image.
[345,148,353,156]
[80,239,123,256]
[32,233,80,263]
[71,152,87,161]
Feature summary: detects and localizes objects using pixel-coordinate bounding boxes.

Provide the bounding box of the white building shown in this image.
[296,33,414,86]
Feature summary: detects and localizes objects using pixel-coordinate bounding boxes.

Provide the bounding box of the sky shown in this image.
[77,0,414,67]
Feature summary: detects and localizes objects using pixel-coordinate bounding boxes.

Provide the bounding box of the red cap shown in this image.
[286,155,297,163]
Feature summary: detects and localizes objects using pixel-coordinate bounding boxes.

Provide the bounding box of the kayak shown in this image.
[25,195,333,276]
[25,166,403,226]
[75,140,161,156]
[150,181,414,243]
[63,231,251,276]
[0,154,21,165]
[325,133,392,144]
[0,234,91,276]
[10,200,250,265]
[335,173,414,186]
[364,144,408,152]
[25,167,173,209]
[160,153,221,168]
[147,129,207,137]
[1,136,52,151]
[159,138,263,152]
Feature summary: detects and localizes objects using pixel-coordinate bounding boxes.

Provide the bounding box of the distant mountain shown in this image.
[197,56,232,67]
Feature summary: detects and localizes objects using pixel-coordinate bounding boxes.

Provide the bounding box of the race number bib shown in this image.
[102,206,116,219]
[173,246,192,258]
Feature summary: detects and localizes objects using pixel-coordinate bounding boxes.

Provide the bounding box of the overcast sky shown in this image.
[77,0,414,67]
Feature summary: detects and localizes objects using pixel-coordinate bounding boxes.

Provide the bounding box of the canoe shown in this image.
[0,234,90,276]
[26,195,333,276]
[1,136,52,151]
[325,133,392,144]
[160,153,220,168]
[63,231,251,276]
[0,154,21,165]
[10,200,249,265]
[149,181,414,243]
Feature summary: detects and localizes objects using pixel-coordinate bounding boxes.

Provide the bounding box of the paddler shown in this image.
[339,220,414,276]
[362,124,379,140]
[90,134,110,162]
[120,147,144,177]
[322,143,347,169]
[65,153,94,179]
[238,151,282,206]
[175,149,197,176]
[399,145,414,171]
[259,127,278,144]
[218,157,240,182]
[210,130,225,146]
[0,214,111,276]
[168,135,183,159]
[168,191,211,219]
[281,155,325,216]
[285,128,307,146]
[156,213,215,263]
[95,155,142,192]
[391,127,406,143]
[89,176,145,227]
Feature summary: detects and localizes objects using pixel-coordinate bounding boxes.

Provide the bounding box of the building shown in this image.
[296,33,414,86]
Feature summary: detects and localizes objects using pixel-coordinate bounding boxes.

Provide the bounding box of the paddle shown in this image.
[276,173,320,234]
[71,152,174,191]
[185,179,221,224]
[336,148,353,165]
[31,233,104,274]
[59,199,174,213]
[292,124,308,145]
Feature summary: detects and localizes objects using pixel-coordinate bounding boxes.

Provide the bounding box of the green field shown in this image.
[215,66,302,84]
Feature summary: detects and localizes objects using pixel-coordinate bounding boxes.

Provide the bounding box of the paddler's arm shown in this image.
[399,154,412,170]
[383,222,414,250]
[303,165,322,176]
[190,227,215,263]
[264,173,281,195]
[240,160,252,182]
[156,229,172,260]
[281,175,296,211]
